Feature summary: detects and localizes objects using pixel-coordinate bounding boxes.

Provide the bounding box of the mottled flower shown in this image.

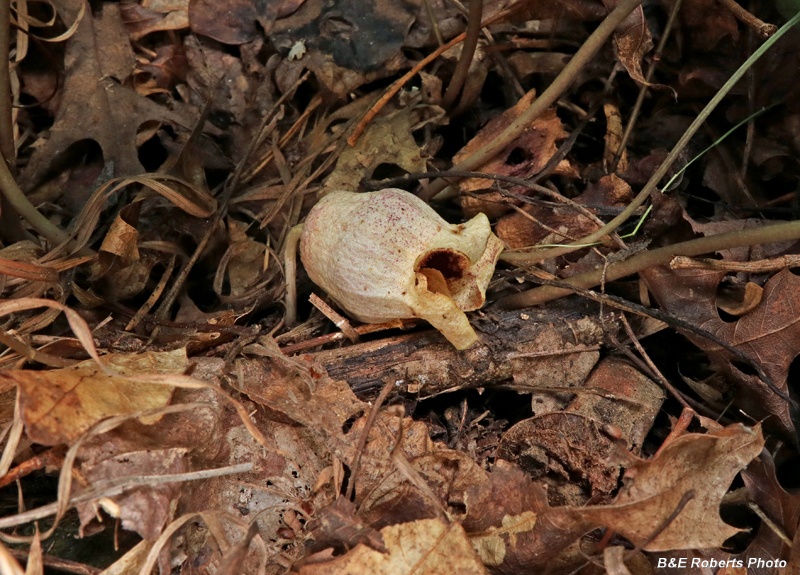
[300,189,503,349]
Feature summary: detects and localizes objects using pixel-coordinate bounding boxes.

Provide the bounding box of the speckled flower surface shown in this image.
[300,189,504,349]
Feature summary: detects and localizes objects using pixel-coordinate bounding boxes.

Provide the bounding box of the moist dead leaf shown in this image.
[298,518,486,575]
[270,0,420,97]
[6,348,187,445]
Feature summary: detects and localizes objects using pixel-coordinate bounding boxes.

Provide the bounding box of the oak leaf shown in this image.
[576,423,764,551]
[21,0,194,191]
[642,266,800,435]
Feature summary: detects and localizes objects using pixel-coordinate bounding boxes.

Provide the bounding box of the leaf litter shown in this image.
[1,0,800,573]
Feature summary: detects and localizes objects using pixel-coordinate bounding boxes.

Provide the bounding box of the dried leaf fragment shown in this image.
[298,518,486,575]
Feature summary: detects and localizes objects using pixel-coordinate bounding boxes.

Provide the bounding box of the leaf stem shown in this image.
[441,0,483,109]
[0,152,95,256]
[502,8,800,266]
[499,219,800,308]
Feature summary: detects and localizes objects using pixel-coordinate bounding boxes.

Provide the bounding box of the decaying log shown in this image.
[309,298,618,399]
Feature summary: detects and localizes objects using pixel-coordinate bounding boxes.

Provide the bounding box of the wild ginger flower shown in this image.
[299,189,503,349]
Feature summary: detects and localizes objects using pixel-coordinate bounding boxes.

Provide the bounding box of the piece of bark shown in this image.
[310,299,614,399]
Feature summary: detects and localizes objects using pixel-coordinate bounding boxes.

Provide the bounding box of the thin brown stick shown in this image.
[283,223,305,327]
[423,0,444,45]
[0,151,95,255]
[0,447,64,490]
[747,502,793,546]
[0,0,12,167]
[149,78,314,326]
[630,490,696,553]
[125,254,176,331]
[309,293,359,342]
[346,379,396,501]
[741,24,756,177]
[619,315,690,409]
[670,254,800,272]
[717,0,777,37]
[420,0,645,200]
[441,0,483,109]
[7,549,101,575]
[280,318,414,354]
[0,460,254,531]
[367,170,604,225]
[389,412,449,520]
[498,219,800,308]
[0,330,77,368]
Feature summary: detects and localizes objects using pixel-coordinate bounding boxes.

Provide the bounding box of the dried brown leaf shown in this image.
[6,349,186,445]
[602,0,653,85]
[497,412,619,506]
[323,107,427,195]
[121,0,189,40]
[21,1,194,190]
[578,423,764,551]
[642,266,800,435]
[454,91,573,218]
[77,447,189,540]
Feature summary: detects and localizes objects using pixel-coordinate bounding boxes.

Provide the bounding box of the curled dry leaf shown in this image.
[601,0,654,86]
[300,189,504,349]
